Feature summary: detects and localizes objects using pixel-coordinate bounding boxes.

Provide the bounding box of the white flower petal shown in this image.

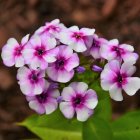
[122,52,139,64]
[69,82,88,94]
[76,106,93,122]
[80,28,95,36]
[64,53,79,71]
[121,62,136,77]
[15,56,24,67]
[109,84,123,101]
[17,66,30,80]
[69,26,79,31]
[60,102,75,119]
[84,89,98,109]
[72,40,87,52]
[21,34,29,45]
[123,77,140,96]
[29,100,45,114]
[108,39,119,46]
[7,38,19,47]
[61,87,75,101]
[57,69,74,83]
[44,98,58,114]
[119,44,134,52]
[33,83,44,95]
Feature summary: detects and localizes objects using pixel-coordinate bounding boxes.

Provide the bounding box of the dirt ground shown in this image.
[0,0,140,139]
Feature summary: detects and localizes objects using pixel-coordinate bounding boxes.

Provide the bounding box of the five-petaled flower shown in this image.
[60,26,95,52]
[35,19,66,39]
[100,39,138,64]
[17,66,46,96]
[23,35,58,70]
[1,34,29,67]
[46,45,79,83]
[101,60,140,101]
[26,81,60,114]
[60,82,98,121]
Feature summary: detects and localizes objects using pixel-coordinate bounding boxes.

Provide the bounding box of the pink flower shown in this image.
[100,39,138,64]
[60,82,98,122]
[35,19,66,39]
[59,26,95,52]
[46,45,79,83]
[101,60,140,101]
[89,34,108,59]
[17,66,46,96]
[26,81,60,114]
[23,35,58,70]
[1,34,29,67]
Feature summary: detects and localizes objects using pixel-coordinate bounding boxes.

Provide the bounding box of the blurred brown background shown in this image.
[0,0,140,139]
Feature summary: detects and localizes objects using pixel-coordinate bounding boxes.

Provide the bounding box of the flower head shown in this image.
[60,82,98,122]
[101,60,140,101]
[35,19,66,39]
[26,81,60,114]
[100,39,138,64]
[17,66,46,96]
[46,45,79,83]
[60,26,95,52]
[1,34,29,67]
[23,35,58,70]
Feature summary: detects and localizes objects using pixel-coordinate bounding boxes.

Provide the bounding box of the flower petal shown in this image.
[72,40,87,52]
[121,62,136,77]
[123,77,140,96]
[64,53,79,71]
[122,52,139,64]
[21,34,29,45]
[61,87,75,101]
[60,102,75,119]
[76,106,93,122]
[109,84,123,101]
[44,97,58,114]
[29,100,45,114]
[57,69,74,83]
[84,89,98,109]
[69,82,88,94]
[15,56,24,67]
[80,28,95,36]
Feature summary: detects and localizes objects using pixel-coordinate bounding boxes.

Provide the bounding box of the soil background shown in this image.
[0,0,140,139]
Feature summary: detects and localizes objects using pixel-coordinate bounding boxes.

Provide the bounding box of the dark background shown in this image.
[0,0,140,139]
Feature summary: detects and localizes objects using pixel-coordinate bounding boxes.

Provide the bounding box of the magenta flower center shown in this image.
[29,71,39,83]
[46,25,59,32]
[72,32,84,40]
[36,92,48,103]
[114,73,127,87]
[35,46,46,57]
[92,39,99,48]
[112,46,125,56]
[14,46,23,56]
[55,59,65,69]
[72,94,84,107]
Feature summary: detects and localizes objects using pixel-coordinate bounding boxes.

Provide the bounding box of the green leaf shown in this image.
[90,80,112,121]
[83,117,113,140]
[20,110,82,140]
[111,110,140,140]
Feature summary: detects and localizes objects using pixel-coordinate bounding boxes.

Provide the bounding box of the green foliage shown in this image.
[111,111,140,140]
[83,117,113,140]
[20,110,82,140]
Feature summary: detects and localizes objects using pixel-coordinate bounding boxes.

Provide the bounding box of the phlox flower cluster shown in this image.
[1,19,140,121]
